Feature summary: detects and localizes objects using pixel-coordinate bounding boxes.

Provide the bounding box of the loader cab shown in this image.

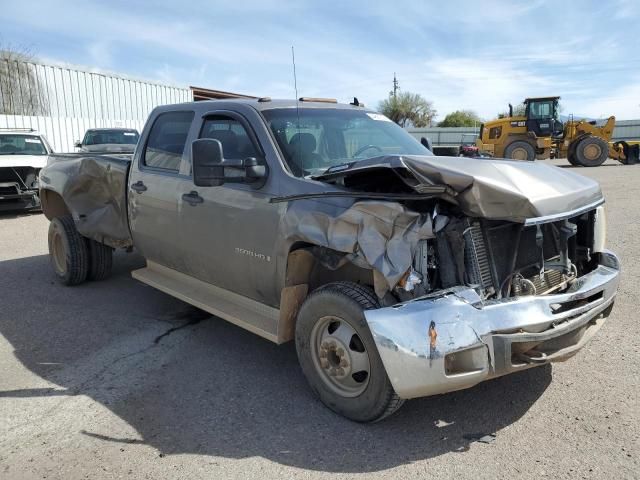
[524,96,563,138]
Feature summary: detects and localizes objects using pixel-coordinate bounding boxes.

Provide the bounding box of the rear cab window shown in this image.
[143,111,195,172]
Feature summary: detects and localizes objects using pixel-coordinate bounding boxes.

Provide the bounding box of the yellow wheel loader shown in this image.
[476,96,640,167]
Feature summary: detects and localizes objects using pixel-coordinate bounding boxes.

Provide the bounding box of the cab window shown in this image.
[529,101,553,120]
[143,111,194,172]
[200,116,259,160]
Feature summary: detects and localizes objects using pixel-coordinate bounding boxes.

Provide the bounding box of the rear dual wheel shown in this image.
[295,281,404,422]
[48,215,113,285]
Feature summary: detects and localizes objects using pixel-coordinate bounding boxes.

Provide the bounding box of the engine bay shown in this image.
[393,205,599,302]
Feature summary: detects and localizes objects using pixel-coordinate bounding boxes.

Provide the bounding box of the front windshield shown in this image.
[262,108,431,176]
[0,134,47,155]
[83,130,139,146]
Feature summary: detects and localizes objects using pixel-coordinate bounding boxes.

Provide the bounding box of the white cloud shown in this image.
[86,41,113,68]
[2,0,639,120]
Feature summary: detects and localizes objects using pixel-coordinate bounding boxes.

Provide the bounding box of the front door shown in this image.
[128,110,195,272]
[178,112,282,306]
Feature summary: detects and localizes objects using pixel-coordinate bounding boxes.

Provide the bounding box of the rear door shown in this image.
[128,110,196,271]
[177,111,282,306]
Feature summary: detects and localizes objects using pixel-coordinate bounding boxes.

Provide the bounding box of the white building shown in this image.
[0,58,255,152]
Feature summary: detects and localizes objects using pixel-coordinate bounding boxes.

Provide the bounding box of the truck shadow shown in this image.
[0,209,43,219]
[0,253,551,473]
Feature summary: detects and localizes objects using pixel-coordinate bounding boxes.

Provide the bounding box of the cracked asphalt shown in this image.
[0,159,638,479]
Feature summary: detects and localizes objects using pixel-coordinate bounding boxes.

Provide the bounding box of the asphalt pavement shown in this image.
[0,159,638,479]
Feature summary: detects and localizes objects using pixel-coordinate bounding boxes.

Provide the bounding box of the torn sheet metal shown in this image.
[39,154,133,248]
[282,199,434,295]
[314,155,604,223]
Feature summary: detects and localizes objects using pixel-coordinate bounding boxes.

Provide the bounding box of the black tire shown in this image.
[48,215,89,286]
[295,281,404,422]
[567,153,579,166]
[86,238,113,281]
[574,136,608,167]
[504,141,536,161]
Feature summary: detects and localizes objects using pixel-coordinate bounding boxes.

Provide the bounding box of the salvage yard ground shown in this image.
[0,159,638,480]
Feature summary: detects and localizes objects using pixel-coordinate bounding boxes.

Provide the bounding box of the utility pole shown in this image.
[390,73,399,98]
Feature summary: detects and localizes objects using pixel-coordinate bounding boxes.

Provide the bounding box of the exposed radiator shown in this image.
[464,221,495,296]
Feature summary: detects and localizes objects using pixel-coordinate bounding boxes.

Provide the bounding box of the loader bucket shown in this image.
[622,142,640,165]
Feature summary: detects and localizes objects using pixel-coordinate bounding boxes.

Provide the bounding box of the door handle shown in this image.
[131,181,147,193]
[182,191,203,206]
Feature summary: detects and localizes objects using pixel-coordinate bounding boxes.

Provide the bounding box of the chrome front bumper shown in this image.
[365,251,620,399]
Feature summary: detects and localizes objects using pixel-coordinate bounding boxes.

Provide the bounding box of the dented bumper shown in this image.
[365,250,620,399]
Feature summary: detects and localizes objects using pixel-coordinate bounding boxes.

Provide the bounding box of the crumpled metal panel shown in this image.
[40,155,132,248]
[282,199,433,293]
[315,155,604,223]
[402,155,604,221]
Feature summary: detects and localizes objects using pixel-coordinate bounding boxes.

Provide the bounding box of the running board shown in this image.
[132,261,280,343]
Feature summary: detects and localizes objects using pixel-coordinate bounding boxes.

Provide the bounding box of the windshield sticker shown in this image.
[24,138,41,143]
[124,132,136,136]
[366,113,392,122]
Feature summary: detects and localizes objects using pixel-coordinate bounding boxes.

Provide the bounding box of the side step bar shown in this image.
[132,261,281,343]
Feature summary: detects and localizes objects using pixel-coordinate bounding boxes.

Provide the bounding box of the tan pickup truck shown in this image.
[39,99,620,422]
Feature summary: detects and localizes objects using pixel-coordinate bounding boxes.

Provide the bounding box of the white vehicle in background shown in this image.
[0,128,53,212]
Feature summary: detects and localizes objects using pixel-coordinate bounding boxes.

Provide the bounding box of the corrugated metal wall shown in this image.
[612,120,640,141]
[407,127,480,146]
[0,59,191,152]
[409,121,640,146]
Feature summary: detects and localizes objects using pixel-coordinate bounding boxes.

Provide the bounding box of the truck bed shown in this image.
[40,154,133,248]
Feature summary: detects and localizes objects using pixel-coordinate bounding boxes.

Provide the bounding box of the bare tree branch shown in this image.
[0,44,49,115]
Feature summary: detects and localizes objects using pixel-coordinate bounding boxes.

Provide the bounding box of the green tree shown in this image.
[437,110,482,127]
[378,91,437,128]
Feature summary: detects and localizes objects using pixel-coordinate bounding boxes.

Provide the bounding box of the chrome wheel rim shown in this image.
[310,315,371,397]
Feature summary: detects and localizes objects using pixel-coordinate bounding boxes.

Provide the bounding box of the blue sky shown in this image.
[2,0,639,120]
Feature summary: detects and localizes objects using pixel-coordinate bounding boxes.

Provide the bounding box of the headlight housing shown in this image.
[593,205,606,253]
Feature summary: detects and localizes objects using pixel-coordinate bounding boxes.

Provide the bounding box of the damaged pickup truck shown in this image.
[39,99,620,422]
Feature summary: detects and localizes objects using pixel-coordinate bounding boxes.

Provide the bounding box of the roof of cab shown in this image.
[0,129,44,136]
[154,98,371,113]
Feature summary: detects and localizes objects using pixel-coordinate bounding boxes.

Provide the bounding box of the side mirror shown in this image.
[74,140,82,148]
[192,138,267,188]
[420,136,433,152]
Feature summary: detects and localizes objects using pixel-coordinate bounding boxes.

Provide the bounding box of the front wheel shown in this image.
[295,281,404,422]
[574,136,609,167]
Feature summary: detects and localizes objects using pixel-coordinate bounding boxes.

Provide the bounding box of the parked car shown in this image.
[75,128,140,153]
[39,98,620,422]
[459,133,480,157]
[0,128,53,211]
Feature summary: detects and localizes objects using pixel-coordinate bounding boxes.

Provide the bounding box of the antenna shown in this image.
[292,46,303,173]
[292,46,299,101]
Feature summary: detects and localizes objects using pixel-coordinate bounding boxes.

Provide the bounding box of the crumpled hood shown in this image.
[315,155,603,222]
[0,154,47,169]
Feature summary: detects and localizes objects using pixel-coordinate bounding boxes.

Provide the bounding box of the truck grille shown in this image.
[0,183,20,196]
